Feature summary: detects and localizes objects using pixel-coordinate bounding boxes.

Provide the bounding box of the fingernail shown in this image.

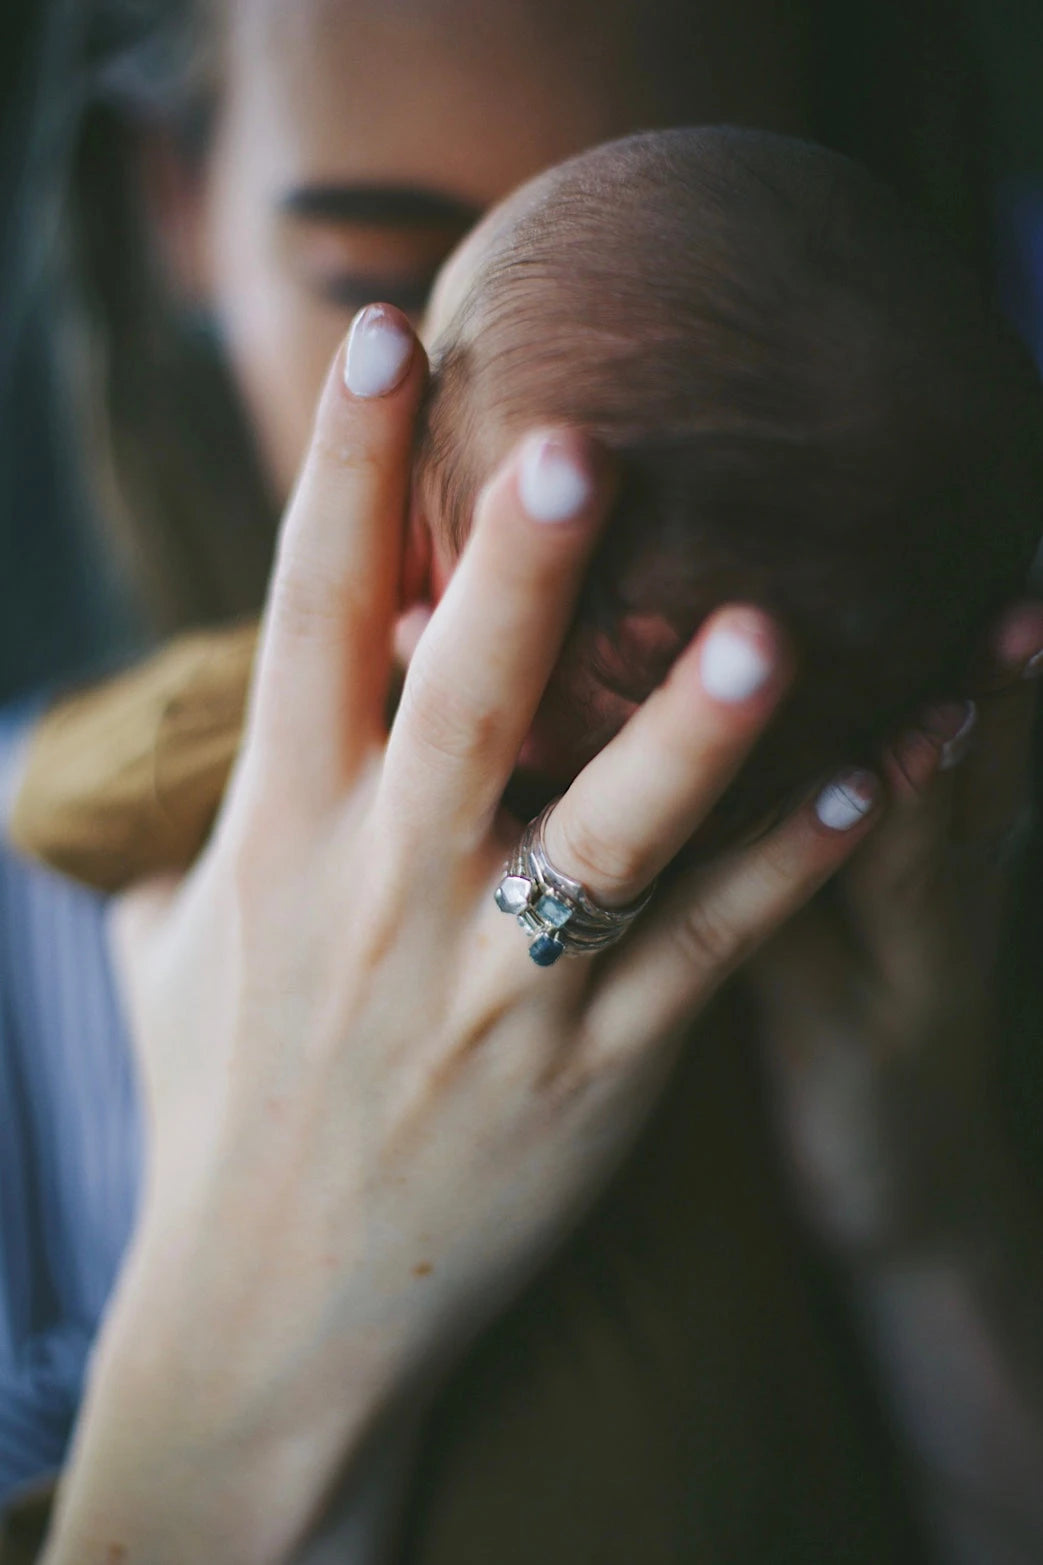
[517,433,593,523]
[1023,648,1043,680]
[344,304,414,398]
[814,769,878,831]
[699,619,774,703]
[919,699,978,770]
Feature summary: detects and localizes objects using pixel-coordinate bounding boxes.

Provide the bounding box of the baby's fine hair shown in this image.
[417,127,1043,849]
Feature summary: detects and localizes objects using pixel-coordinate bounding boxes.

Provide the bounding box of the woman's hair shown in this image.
[70,0,277,636]
[35,0,997,650]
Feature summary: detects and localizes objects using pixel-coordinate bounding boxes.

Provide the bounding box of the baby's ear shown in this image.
[402,473,458,610]
[400,480,434,609]
[393,482,443,672]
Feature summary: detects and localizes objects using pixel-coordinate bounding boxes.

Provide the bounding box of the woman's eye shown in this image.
[313,272,437,318]
[281,212,473,322]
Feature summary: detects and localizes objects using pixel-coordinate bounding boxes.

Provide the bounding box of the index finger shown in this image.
[949,680,1037,846]
[245,305,426,806]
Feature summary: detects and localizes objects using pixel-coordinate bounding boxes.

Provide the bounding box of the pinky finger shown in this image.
[584,769,881,1061]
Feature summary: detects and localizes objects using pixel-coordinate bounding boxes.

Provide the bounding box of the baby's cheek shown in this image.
[516,614,679,784]
[517,662,634,785]
[430,534,456,600]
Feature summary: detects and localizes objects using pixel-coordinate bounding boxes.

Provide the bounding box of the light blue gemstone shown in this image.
[535,892,573,929]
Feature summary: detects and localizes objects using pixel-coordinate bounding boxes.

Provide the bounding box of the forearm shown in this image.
[291,1408,426,1565]
[39,1244,411,1565]
[846,1130,1043,1565]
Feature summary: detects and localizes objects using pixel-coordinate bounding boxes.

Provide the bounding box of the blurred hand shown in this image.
[750,603,1043,1256]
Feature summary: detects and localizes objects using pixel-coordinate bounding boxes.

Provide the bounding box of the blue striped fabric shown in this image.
[0,724,143,1503]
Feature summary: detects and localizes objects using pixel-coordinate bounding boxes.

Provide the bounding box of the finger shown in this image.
[948,681,1037,846]
[245,305,425,803]
[384,428,612,836]
[843,721,960,1004]
[972,599,1043,691]
[851,697,964,913]
[843,686,1031,1006]
[540,606,794,907]
[585,768,880,1060]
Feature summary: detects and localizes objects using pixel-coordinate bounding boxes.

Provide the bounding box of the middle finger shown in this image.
[383,427,613,839]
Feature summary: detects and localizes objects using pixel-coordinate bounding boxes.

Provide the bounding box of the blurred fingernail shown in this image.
[815,770,878,831]
[700,618,774,703]
[517,433,593,522]
[919,699,978,770]
[344,304,414,398]
[1023,648,1043,680]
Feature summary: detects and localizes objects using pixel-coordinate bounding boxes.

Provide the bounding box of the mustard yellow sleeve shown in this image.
[8,619,258,893]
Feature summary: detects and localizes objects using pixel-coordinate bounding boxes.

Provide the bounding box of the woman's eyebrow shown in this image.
[277,183,481,228]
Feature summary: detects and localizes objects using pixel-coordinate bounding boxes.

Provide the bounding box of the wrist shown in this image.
[41,1244,403,1565]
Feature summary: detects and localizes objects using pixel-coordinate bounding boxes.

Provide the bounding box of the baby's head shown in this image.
[413,128,1043,849]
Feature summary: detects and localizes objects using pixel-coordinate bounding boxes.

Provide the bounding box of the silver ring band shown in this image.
[495,799,656,966]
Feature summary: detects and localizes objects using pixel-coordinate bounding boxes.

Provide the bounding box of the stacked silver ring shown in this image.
[495,799,656,966]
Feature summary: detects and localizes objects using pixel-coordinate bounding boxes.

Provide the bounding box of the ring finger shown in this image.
[539,605,795,907]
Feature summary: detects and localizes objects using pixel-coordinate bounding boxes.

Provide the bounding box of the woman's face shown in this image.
[187,0,808,500]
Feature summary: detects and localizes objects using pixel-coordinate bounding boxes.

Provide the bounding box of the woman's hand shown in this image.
[43,306,881,1565]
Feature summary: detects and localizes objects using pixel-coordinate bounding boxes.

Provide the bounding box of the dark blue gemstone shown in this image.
[530,934,565,967]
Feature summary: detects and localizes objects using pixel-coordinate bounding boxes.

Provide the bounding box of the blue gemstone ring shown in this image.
[494,799,656,967]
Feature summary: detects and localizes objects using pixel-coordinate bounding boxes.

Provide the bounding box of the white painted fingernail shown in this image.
[344,305,414,398]
[1023,648,1043,680]
[699,623,773,703]
[517,434,593,522]
[815,770,878,831]
[938,700,978,771]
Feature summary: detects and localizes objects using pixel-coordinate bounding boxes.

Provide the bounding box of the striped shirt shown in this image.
[0,703,143,1506]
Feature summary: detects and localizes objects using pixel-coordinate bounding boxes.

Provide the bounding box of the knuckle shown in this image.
[533,1025,622,1107]
[220,795,290,904]
[309,424,385,481]
[269,556,346,641]
[399,661,510,769]
[671,896,741,973]
[551,814,643,901]
[754,831,809,898]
